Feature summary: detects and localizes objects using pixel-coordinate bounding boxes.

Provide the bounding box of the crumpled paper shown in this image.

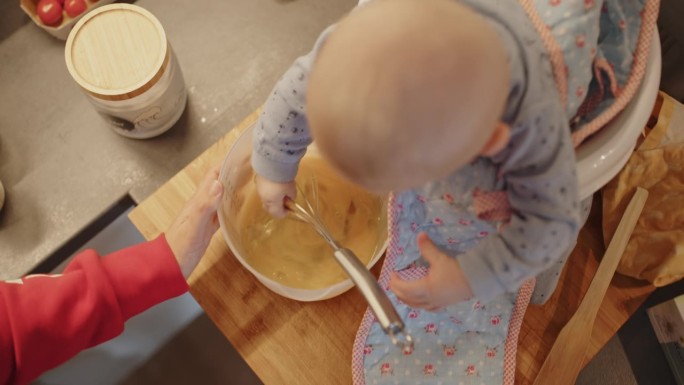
[602,92,684,286]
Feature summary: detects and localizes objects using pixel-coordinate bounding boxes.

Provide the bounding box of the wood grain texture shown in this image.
[516,192,656,385]
[129,111,657,385]
[67,4,166,91]
[130,110,379,385]
[532,187,648,385]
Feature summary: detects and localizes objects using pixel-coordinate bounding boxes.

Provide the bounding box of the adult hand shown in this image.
[389,232,474,311]
[166,166,224,278]
[255,174,296,218]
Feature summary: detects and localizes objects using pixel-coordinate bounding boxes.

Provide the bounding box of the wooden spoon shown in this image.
[532,187,649,385]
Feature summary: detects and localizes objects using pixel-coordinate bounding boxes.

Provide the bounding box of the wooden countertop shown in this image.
[129,110,656,385]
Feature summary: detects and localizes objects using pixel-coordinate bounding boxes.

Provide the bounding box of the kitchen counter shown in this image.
[1,1,661,383]
[129,110,656,385]
[0,0,357,279]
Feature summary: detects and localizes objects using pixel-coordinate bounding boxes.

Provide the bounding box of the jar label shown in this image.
[98,112,135,132]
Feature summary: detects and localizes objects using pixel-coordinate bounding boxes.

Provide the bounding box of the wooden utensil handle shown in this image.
[532,187,649,385]
[577,187,648,317]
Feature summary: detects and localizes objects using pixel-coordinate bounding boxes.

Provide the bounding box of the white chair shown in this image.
[576,32,662,200]
[357,0,663,201]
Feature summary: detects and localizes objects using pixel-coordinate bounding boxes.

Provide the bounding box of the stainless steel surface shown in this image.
[332,248,413,350]
[285,195,413,349]
[0,0,357,279]
[285,197,338,247]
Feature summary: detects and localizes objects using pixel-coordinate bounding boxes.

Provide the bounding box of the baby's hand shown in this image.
[389,232,474,311]
[255,174,296,218]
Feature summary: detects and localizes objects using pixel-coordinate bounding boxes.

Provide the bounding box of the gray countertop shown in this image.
[0,0,357,279]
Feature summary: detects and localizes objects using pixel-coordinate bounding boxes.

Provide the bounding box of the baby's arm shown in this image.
[457,103,582,303]
[252,27,334,216]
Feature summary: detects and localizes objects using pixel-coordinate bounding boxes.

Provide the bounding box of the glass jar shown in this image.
[64,4,187,139]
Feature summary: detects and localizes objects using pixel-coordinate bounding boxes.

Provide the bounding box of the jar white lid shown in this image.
[65,4,168,100]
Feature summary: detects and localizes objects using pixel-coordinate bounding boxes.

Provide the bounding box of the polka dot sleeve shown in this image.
[252,26,335,183]
[458,101,582,302]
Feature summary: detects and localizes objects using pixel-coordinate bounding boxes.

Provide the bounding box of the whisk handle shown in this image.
[333,248,411,347]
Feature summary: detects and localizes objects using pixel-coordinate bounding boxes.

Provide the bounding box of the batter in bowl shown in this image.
[238,156,385,290]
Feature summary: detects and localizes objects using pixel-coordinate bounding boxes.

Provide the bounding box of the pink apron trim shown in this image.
[351,193,401,385]
[503,278,535,385]
[473,188,513,223]
[575,58,622,122]
[593,58,621,98]
[351,194,535,384]
[517,0,569,109]
[570,0,660,147]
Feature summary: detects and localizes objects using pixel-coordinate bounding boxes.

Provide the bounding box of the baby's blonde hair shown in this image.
[307,0,510,192]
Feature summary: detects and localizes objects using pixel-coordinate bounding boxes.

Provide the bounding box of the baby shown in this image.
[253,0,583,381]
[253,0,581,307]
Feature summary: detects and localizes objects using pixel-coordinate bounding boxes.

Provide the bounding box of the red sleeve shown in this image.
[0,234,188,385]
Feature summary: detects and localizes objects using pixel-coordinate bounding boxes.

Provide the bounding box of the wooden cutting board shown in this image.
[129,110,656,385]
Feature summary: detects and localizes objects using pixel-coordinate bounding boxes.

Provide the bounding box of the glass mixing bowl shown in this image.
[218,124,388,301]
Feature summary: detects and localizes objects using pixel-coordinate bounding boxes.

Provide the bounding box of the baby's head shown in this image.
[307,0,511,192]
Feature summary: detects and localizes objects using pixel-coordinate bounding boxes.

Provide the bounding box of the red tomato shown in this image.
[64,0,87,18]
[36,0,63,26]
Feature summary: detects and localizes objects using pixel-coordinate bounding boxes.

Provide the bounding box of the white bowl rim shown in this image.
[575,31,662,200]
[217,126,388,302]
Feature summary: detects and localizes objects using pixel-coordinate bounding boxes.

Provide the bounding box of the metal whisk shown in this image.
[284,186,413,350]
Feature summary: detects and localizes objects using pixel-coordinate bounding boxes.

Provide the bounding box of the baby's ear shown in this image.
[480,123,511,157]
